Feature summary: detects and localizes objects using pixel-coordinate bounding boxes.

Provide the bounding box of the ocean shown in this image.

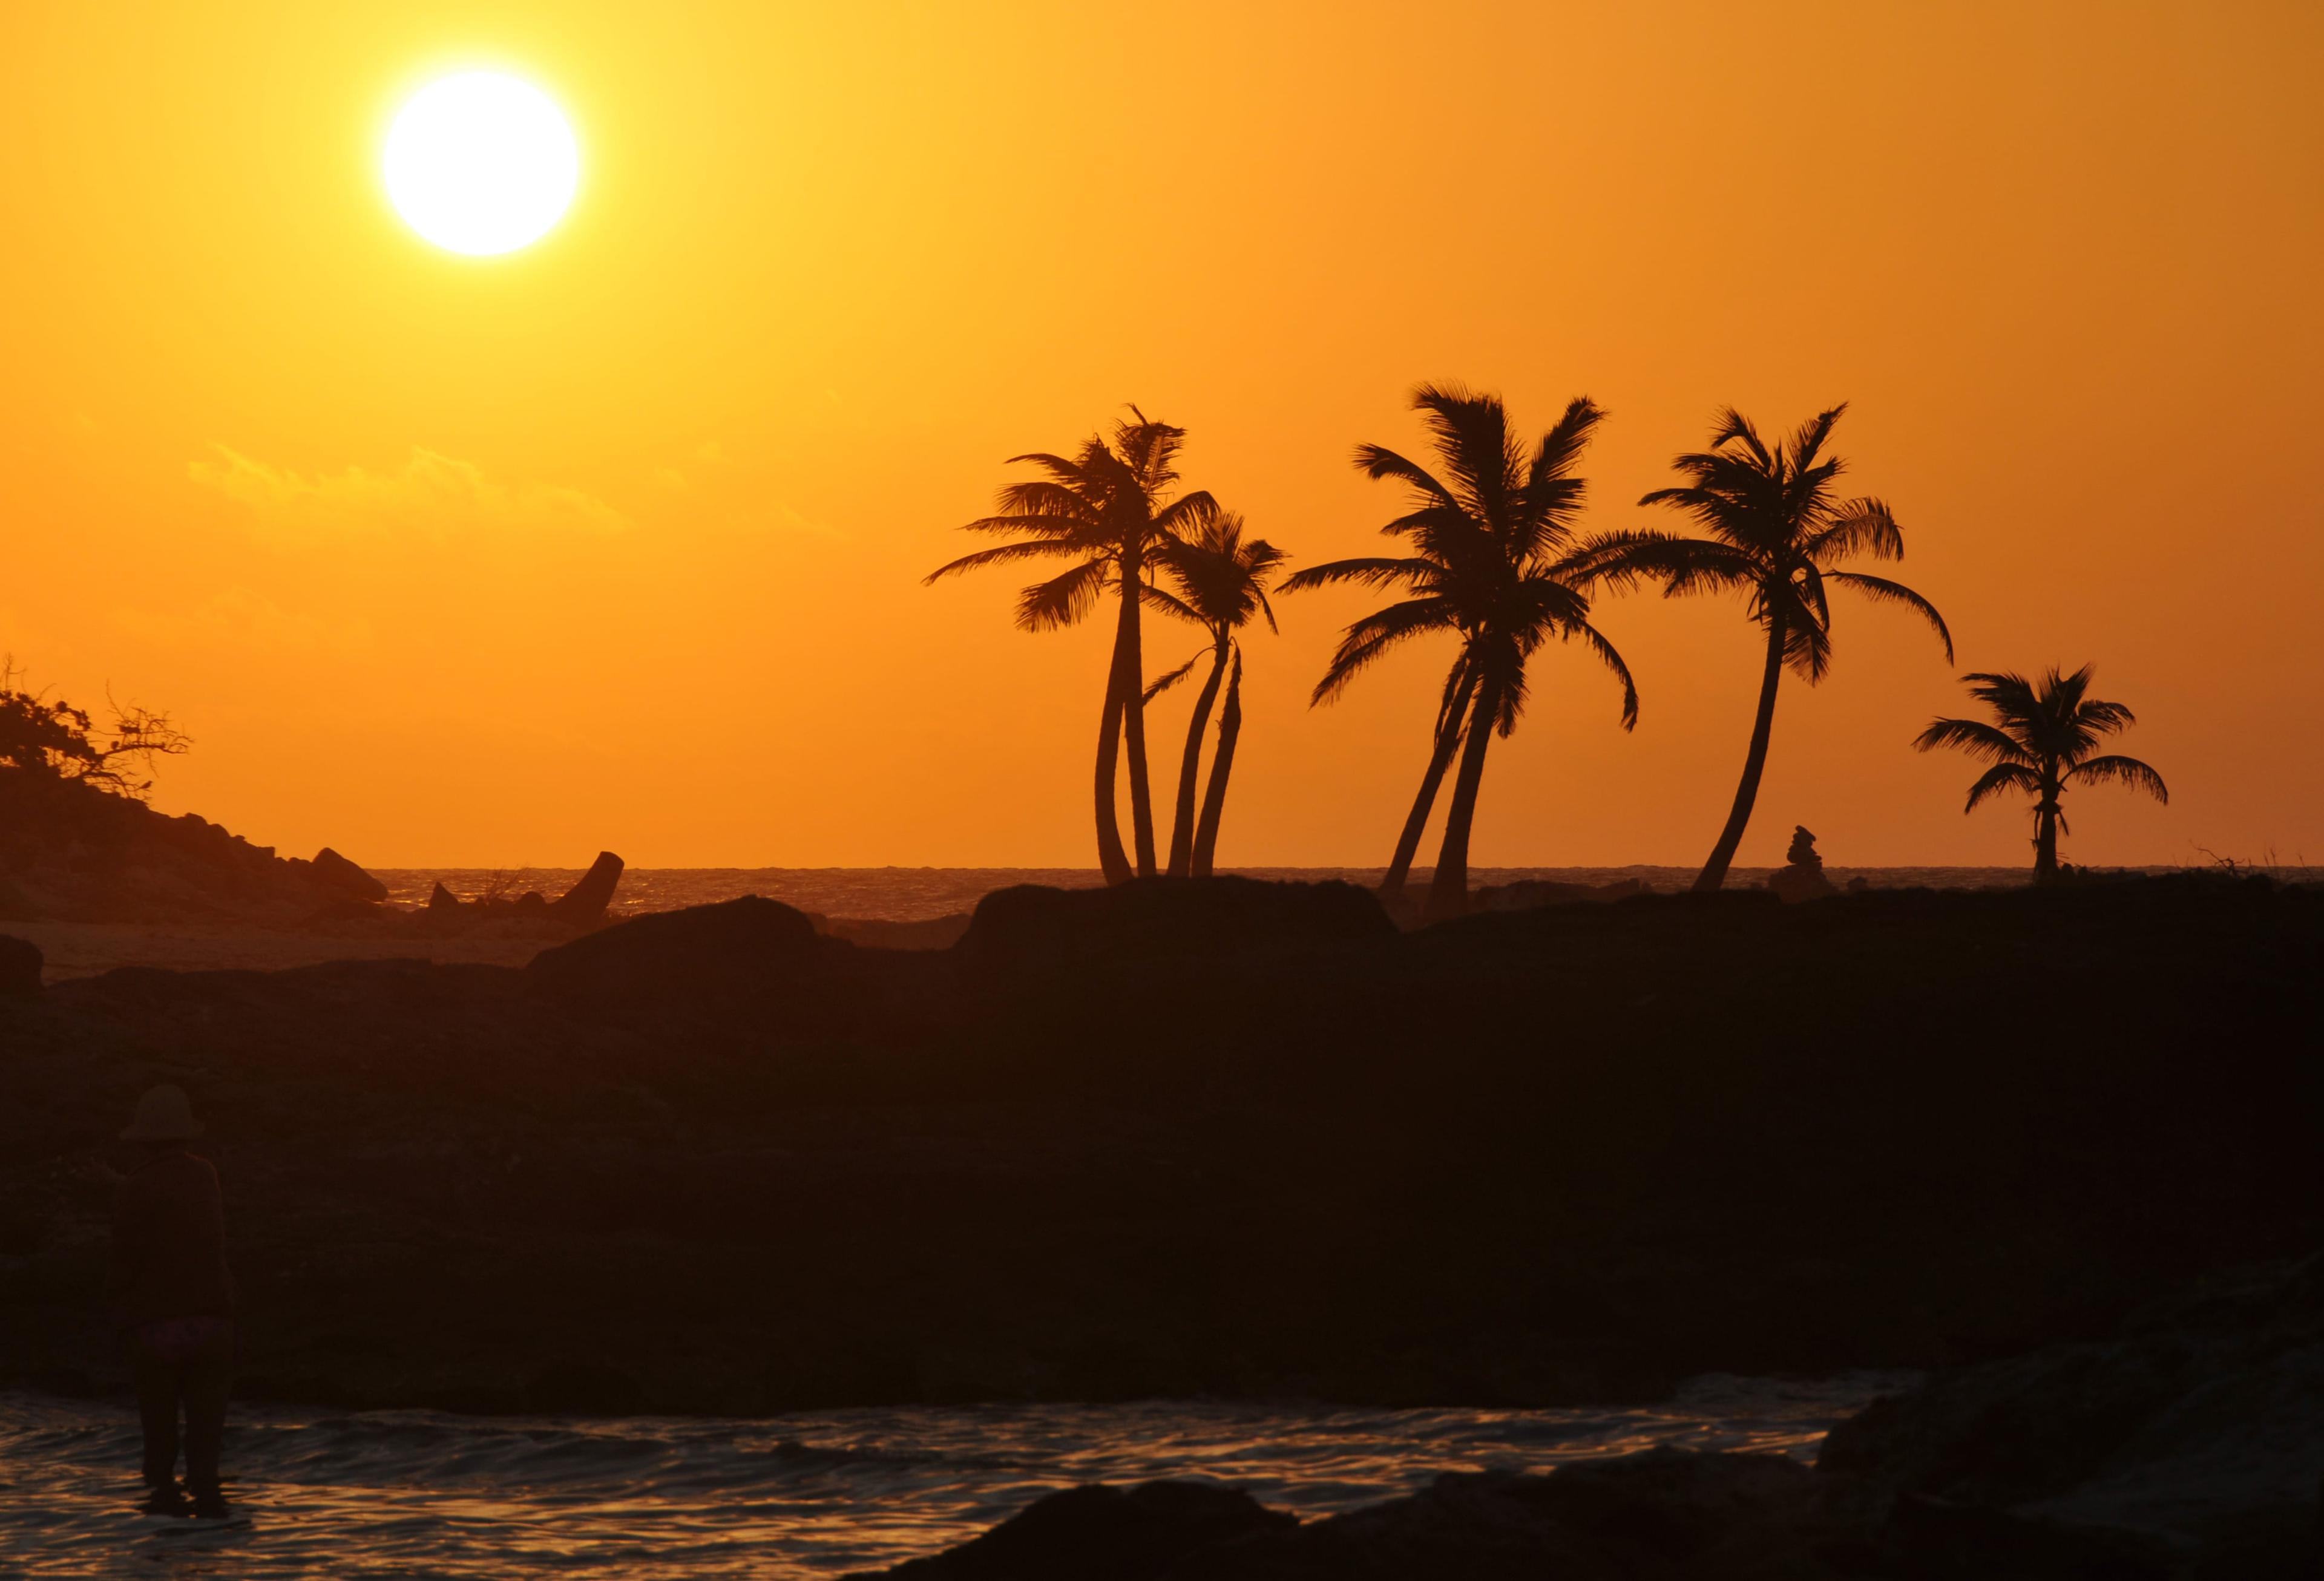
[373,865,2047,921]
[1,1373,1906,1576]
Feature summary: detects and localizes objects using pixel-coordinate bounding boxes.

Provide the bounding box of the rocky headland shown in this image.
[0,766,623,937]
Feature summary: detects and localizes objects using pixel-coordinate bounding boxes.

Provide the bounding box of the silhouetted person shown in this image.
[111,1085,236,1519]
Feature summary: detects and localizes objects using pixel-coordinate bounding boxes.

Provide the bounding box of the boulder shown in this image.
[1821,1249,2324,1573]
[524,894,822,1025]
[858,1454,1858,1581]
[862,1481,1293,1580]
[0,933,41,997]
[956,876,1394,972]
[547,851,624,923]
[307,847,389,903]
[428,882,462,911]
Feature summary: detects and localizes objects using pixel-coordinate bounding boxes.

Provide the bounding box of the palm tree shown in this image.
[1284,385,1637,923]
[1912,666,2166,882]
[926,411,1219,882]
[1577,406,1951,892]
[1143,514,1287,877]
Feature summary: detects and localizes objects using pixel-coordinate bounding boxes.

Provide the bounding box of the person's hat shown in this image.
[120,1084,203,1142]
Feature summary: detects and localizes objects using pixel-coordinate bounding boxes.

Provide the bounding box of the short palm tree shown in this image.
[1284,385,1636,922]
[1144,514,1287,877]
[1577,405,1950,892]
[1913,666,2166,882]
[926,412,1219,882]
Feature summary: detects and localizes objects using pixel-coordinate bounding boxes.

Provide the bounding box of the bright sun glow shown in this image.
[384,73,578,256]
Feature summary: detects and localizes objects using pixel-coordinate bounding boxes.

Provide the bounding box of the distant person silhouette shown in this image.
[111,1085,236,1519]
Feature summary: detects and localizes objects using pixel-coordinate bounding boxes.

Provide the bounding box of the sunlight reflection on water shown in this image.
[1,1373,1908,1577]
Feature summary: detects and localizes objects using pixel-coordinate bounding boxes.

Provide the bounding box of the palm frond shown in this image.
[924,539,1089,584]
[1141,650,1207,704]
[989,480,1104,522]
[1151,489,1223,540]
[1826,571,1953,662]
[1785,405,1849,474]
[2067,754,2168,804]
[1352,444,1457,509]
[1410,382,1520,527]
[1570,530,1757,598]
[1000,450,1100,488]
[1280,557,1443,594]
[1709,407,1773,471]
[1571,618,1640,730]
[1804,497,1904,563]
[1138,582,1205,626]
[1914,716,2028,763]
[1312,598,1457,706]
[1514,396,1606,555]
[1016,555,1112,631]
[1962,761,2041,814]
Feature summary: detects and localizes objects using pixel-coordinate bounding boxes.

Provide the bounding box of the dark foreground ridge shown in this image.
[2,874,2317,1420]
[849,1251,2324,1579]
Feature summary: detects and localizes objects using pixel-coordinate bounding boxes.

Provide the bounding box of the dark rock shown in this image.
[1,875,2316,1434]
[524,894,822,1025]
[0,933,40,997]
[428,882,462,911]
[816,912,972,951]
[548,850,624,923]
[956,876,1394,971]
[1821,1251,2324,1573]
[860,1453,1859,1581]
[1470,877,1648,912]
[0,765,395,925]
[862,1481,1293,1580]
[307,847,389,903]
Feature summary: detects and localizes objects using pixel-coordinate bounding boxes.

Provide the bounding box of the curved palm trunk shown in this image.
[1380,666,1479,900]
[1190,647,1242,877]
[1423,678,1500,925]
[1093,667,1132,885]
[1118,552,1158,877]
[1166,637,1230,877]
[1695,612,1787,893]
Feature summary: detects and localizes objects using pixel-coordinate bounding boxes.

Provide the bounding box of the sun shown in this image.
[384,72,579,257]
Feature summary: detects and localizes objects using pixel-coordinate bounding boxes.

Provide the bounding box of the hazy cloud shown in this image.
[189,445,629,537]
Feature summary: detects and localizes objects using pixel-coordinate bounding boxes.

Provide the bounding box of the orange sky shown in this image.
[3,1,2319,869]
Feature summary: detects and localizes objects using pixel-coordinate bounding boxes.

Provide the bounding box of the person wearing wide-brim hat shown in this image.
[111,1084,237,1519]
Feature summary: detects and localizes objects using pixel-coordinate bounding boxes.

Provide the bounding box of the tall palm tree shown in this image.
[1913,666,2166,882]
[926,411,1219,882]
[1284,385,1637,922]
[1577,405,1951,892]
[1143,514,1287,877]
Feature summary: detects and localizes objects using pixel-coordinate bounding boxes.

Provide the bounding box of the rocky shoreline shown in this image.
[847,1251,2323,1578]
[2,872,2317,1567]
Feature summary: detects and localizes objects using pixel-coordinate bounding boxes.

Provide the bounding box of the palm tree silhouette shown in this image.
[1577,406,1950,892]
[1144,514,1288,877]
[927,411,1219,882]
[1912,666,2166,882]
[1284,385,1636,922]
